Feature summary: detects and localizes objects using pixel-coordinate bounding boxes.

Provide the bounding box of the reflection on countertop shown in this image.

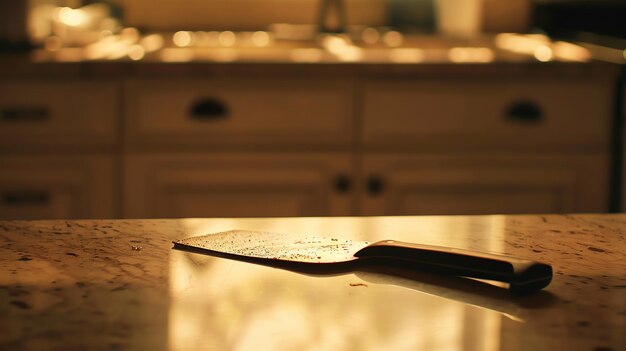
[0,214,624,350]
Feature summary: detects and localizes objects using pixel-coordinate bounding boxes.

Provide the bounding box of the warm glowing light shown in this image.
[160,48,194,62]
[475,48,495,62]
[193,31,209,46]
[362,27,380,45]
[449,47,469,62]
[211,49,239,62]
[389,48,424,63]
[128,44,145,60]
[100,17,119,32]
[321,35,349,54]
[218,31,236,47]
[383,31,403,47]
[84,36,117,59]
[99,30,113,39]
[83,33,141,61]
[553,41,591,62]
[173,31,192,47]
[290,48,323,62]
[494,33,515,49]
[108,44,130,60]
[121,27,140,42]
[44,36,62,51]
[206,31,220,46]
[58,7,87,27]
[448,47,494,63]
[528,34,551,42]
[320,35,362,61]
[534,45,553,62]
[251,31,271,47]
[53,48,84,62]
[336,46,363,62]
[577,42,624,63]
[140,34,164,52]
[496,33,554,61]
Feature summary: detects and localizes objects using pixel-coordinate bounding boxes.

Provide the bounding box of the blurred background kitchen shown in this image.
[0,0,624,219]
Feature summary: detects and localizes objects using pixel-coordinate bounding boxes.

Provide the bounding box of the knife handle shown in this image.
[354,240,552,294]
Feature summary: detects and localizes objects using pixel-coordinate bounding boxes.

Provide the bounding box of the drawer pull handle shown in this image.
[1,107,50,122]
[505,101,543,123]
[189,98,229,121]
[366,175,385,196]
[2,191,50,205]
[333,174,351,194]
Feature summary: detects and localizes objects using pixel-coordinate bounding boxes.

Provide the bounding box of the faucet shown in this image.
[318,0,347,33]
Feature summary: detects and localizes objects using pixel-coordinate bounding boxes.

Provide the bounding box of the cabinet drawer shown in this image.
[0,155,116,219]
[0,80,118,148]
[125,78,353,147]
[362,78,612,150]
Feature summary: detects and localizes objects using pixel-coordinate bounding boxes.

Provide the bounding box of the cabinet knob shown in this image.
[1,107,50,122]
[2,191,50,205]
[366,175,385,196]
[333,174,351,194]
[188,98,229,121]
[505,100,543,123]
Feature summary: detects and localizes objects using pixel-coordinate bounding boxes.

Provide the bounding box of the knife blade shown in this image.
[173,230,552,294]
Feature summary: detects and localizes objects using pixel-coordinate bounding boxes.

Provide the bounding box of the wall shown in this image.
[121,0,388,31]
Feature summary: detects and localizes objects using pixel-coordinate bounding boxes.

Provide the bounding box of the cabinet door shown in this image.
[360,154,609,215]
[0,155,116,220]
[123,153,353,218]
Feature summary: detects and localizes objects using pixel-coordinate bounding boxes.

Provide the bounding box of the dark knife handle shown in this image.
[354,240,552,294]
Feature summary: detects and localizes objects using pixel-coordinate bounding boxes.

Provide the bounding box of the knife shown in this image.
[173,230,552,294]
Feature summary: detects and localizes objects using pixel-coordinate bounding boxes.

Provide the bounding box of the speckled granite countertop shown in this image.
[1,214,625,350]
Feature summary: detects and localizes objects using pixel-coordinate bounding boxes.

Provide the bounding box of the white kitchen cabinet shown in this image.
[357,73,613,215]
[123,153,353,218]
[359,153,609,215]
[1,63,617,219]
[0,155,117,220]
